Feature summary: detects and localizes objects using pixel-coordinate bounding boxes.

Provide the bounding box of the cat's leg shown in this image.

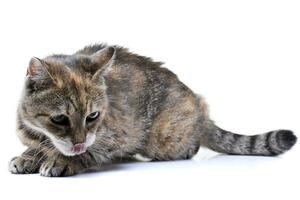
[142,91,202,161]
[9,147,45,174]
[39,151,102,177]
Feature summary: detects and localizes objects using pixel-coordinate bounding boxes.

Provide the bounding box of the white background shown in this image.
[0,0,299,200]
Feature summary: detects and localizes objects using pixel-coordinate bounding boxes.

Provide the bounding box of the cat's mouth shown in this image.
[70,143,87,155]
[52,133,96,156]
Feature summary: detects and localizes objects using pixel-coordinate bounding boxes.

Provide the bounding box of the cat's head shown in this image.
[19,47,116,156]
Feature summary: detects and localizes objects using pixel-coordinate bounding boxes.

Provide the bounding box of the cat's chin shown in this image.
[60,149,87,157]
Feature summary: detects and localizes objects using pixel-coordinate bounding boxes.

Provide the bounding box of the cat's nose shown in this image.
[71,143,86,154]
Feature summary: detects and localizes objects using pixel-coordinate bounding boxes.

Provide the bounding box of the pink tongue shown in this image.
[72,143,84,153]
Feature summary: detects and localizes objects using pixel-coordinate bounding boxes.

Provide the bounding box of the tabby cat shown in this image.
[9,44,297,177]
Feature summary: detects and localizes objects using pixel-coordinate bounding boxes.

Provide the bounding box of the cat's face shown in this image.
[19,47,115,156]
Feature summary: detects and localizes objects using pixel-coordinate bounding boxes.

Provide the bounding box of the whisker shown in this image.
[32,139,51,158]
[30,145,56,171]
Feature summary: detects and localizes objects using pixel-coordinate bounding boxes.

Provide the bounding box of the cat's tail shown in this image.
[201,124,297,156]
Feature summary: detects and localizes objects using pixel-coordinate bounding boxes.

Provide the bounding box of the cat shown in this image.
[9,44,297,177]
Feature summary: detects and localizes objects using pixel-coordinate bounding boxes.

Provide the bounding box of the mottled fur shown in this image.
[9,44,297,177]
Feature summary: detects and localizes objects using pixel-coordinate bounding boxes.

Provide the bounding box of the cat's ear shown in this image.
[90,46,116,68]
[91,47,116,84]
[26,57,53,81]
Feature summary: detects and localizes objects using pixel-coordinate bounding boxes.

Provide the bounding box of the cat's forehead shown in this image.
[43,55,91,83]
[30,65,99,111]
[45,54,96,73]
[61,73,102,105]
[35,81,103,116]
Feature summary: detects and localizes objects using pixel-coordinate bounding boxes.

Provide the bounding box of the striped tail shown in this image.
[202,125,297,156]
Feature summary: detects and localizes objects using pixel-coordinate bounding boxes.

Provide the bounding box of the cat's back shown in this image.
[77,44,177,80]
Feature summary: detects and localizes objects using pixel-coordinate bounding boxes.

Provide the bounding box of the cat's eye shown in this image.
[86,111,100,123]
[50,115,69,126]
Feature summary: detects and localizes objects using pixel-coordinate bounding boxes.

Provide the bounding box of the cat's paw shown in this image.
[9,156,37,174]
[39,159,75,177]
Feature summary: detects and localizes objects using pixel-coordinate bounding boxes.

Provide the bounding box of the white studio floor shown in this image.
[1,145,298,200]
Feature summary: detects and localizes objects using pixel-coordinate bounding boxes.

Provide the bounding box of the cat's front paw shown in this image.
[9,156,38,174]
[39,159,76,177]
